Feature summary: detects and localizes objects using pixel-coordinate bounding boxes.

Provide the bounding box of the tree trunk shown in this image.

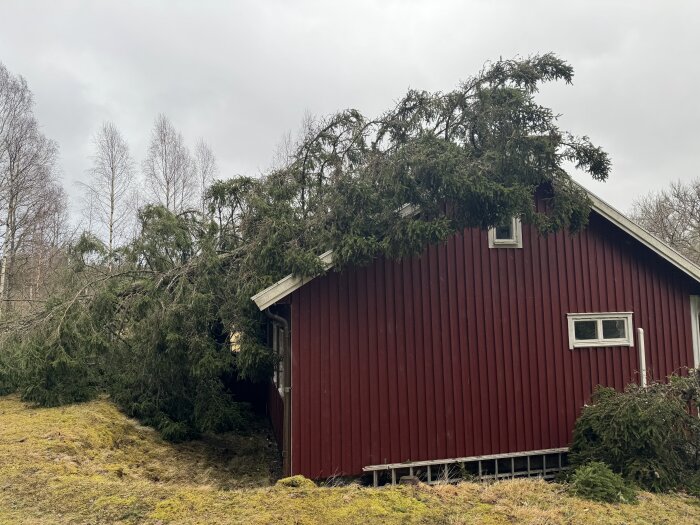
[0,253,7,319]
[108,165,115,272]
[0,198,15,319]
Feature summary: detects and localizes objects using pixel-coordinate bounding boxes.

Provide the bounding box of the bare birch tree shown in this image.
[0,116,59,317]
[0,63,33,280]
[80,122,134,267]
[0,63,33,150]
[0,63,63,318]
[193,139,218,214]
[142,114,195,214]
[631,179,700,263]
[9,181,69,305]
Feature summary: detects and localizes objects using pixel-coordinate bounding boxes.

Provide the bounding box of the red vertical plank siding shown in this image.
[295,281,308,474]
[522,225,542,451]
[631,256,645,384]
[419,253,437,461]
[410,257,428,461]
[438,243,456,458]
[502,251,513,450]
[356,267,371,470]
[319,276,331,475]
[338,270,351,473]
[481,233,499,454]
[378,264,391,462]
[365,265,380,465]
[402,260,418,459]
[470,230,489,454]
[350,267,362,470]
[427,246,445,459]
[291,292,301,473]
[620,250,633,384]
[446,238,464,457]
[539,230,559,448]
[329,273,341,474]
[288,212,700,478]
[565,234,583,428]
[384,260,400,463]
[454,234,471,455]
[394,260,411,462]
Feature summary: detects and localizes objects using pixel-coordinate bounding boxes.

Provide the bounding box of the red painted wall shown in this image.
[288,212,700,478]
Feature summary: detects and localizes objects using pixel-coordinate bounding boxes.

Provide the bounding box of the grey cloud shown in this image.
[1,0,699,215]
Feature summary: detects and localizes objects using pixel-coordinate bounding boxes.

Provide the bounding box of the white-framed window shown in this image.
[488,217,523,248]
[567,312,634,350]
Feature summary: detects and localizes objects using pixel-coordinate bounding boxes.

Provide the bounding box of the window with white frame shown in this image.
[488,217,523,248]
[567,312,634,349]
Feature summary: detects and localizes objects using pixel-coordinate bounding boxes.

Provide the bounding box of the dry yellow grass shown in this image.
[0,394,698,524]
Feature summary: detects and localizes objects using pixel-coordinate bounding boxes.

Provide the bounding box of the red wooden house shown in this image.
[252,188,700,482]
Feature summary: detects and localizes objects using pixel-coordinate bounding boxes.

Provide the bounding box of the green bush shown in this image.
[18,340,98,407]
[688,470,700,498]
[568,461,638,503]
[570,373,700,493]
[0,338,21,395]
[0,301,103,407]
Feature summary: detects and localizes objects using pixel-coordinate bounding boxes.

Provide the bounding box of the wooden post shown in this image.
[542,455,547,478]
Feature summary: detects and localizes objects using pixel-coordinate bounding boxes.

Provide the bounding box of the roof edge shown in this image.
[251,250,334,310]
[584,188,700,283]
[251,188,700,310]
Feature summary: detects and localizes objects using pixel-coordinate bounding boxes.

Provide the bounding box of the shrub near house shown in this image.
[570,372,700,494]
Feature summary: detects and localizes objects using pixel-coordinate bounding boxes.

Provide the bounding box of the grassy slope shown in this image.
[0,395,698,524]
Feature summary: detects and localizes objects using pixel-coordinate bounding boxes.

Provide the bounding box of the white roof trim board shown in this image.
[585,190,700,283]
[251,250,335,310]
[251,189,700,310]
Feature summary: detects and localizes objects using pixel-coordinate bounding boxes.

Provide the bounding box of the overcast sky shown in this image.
[1,0,699,214]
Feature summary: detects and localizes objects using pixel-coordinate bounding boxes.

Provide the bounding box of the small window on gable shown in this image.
[567,312,634,349]
[488,217,522,249]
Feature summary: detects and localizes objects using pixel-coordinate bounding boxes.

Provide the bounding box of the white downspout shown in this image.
[637,327,647,387]
[265,307,292,476]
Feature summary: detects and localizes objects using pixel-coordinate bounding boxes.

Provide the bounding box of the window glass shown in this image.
[489,217,522,248]
[602,319,626,339]
[495,221,514,240]
[574,320,597,340]
[568,312,633,349]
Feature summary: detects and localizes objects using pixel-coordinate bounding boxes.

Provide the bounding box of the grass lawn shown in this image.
[0,394,698,524]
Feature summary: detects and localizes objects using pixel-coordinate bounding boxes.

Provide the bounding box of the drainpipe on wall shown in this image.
[265,308,292,476]
[637,327,647,387]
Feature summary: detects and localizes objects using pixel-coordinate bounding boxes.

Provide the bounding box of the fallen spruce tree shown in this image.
[569,370,700,495]
[0,54,611,441]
